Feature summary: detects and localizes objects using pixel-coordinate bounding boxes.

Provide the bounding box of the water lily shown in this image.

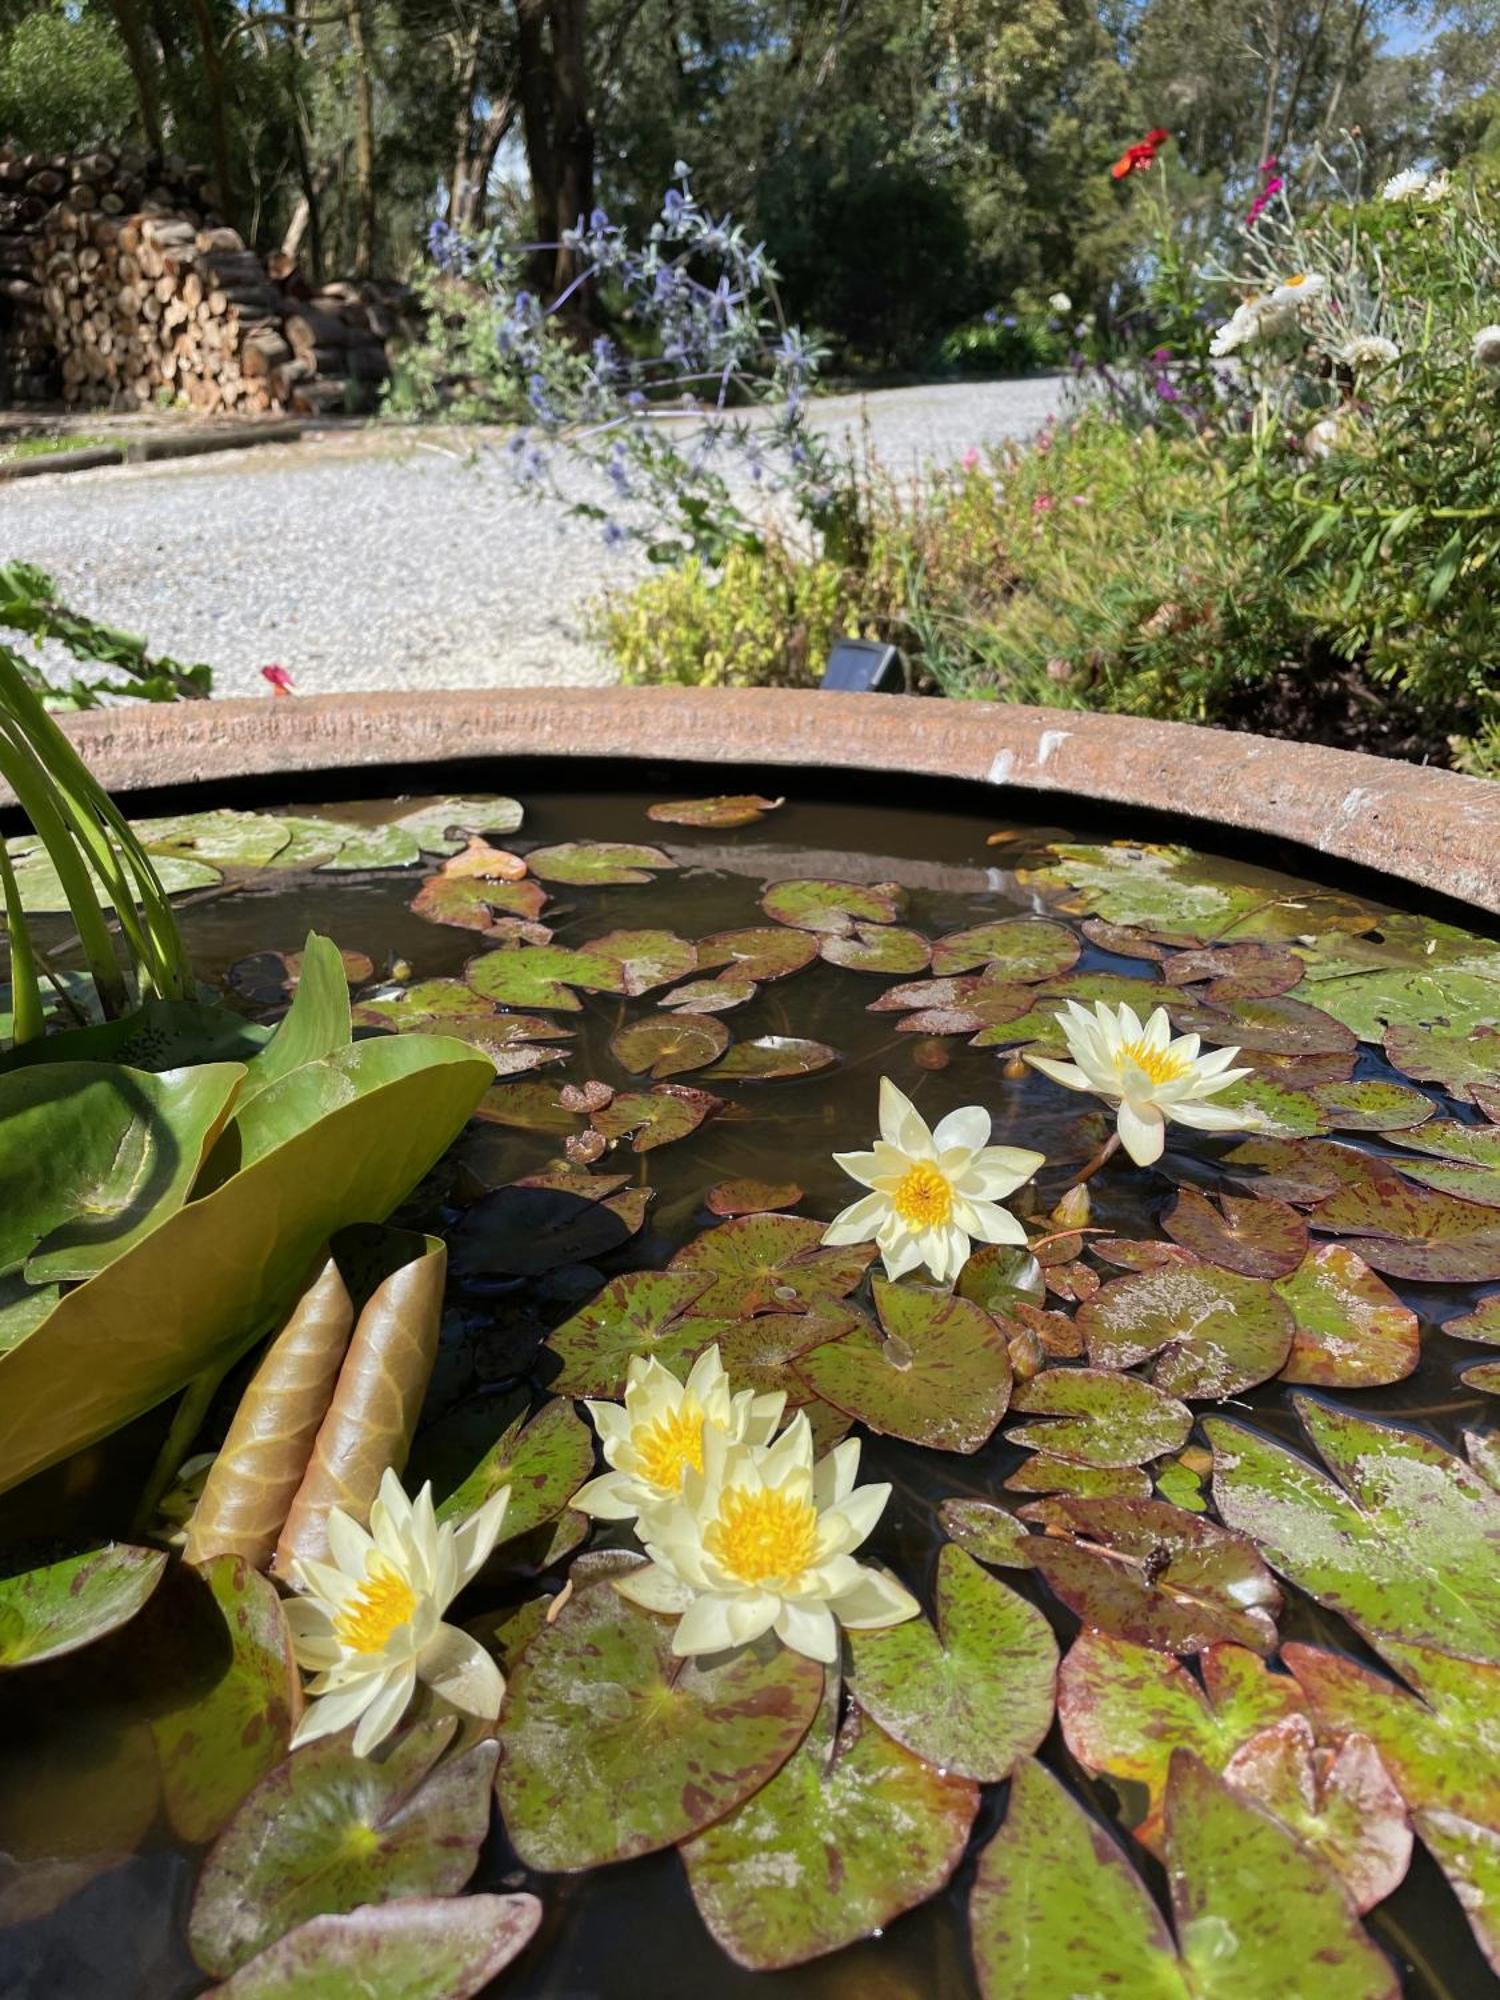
[1024,999,1251,1167]
[574,1346,785,1521]
[284,1468,509,1756]
[822,1076,1044,1284]
[616,1411,918,1662]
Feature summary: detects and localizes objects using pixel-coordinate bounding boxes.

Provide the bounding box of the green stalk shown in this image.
[0,840,44,1043]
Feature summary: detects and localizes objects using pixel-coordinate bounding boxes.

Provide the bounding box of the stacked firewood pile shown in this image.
[0,141,396,415]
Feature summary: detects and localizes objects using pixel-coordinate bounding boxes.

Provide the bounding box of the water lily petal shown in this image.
[419,1622,504,1720]
[774,1597,840,1662]
[823,1191,889,1246]
[932,1103,991,1156]
[1116,1097,1167,1165]
[878,1076,932,1156]
[673,1589,779,1656]
[831,1148,883,1189]
[351,1663,418,1755]
[614,1562,697,1615]
[829,1564,922,1629]
[1024,1053,1095,1093]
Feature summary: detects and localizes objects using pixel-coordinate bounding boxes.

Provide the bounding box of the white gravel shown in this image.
[3,377,1064,698]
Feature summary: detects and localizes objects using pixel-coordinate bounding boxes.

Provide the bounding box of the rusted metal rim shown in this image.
[32,688,1500,916]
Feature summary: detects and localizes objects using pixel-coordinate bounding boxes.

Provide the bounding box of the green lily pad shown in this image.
[136,808,294,869]
[708,1034,838,1078]
[1409,1809,1500,1976]
[669,1214,874,1316]
[410,869,548,935]
[436,1397,593,1541]
[1393,1158,1500,1206]
[706,1178,803,1217]
[681,1684,977,1970]
[208,1893,542,1999]
[713,1307,859,1399]
[1212,1074,1329,1138]
[1462,1359,1500,1392]
[190,1717,497,1976]
[1025,1497,1281,1653]
[956,1243,1046,1313]
[819,925,931,974]
[313,821,424,871]
[660,975,758,1014]
[466,943,627,1011]
[847,1545,1057,1780]
[545,1268,724,1395]
[1210,1399,1500,1662]
[1161,1187,1307,1280]
[152,1555,300,1843]
[1080,1264,1293,1399]
[1310,1079,1436,1131]
[1299,961,1500,1042]
[1310,1176,1500,1280]
[1273,1243,1419,1386]
[795,1276,1011,1453]
[968,973,1191,1051]
[1170,994,1355,1057]
[1006,1367,1192,1467]
[939,1499,1034,1567]
[495,1580,822,1871]
[524,840,676,885]
[929,917,1080,981]
[5,839,220,911]
[1384,1024,1500,1103]
[1392,1121,1500,1167]
[0,1542,166,1668]
[391,795,524,851]
[759,877,903,934]
[609,1013,729,1078]
[588,928,698,995]
[592,1083,721,1152]
[469,1078,579,1131]
[1446,1293,1500,1344]
[645,793,784,827]
[1007,1457,1151,1498]
[694,927,820,981]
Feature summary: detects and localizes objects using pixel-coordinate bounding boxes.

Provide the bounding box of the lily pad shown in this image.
[1310,1177,1500,1281]
[495,1580,822,1871]
[209,1893,542,1999]
[190,1717,497,1976]
[1392,1158,1500,1206]
[137,808,294,869]
[410,870,548,936]
[1007,1457,1152,1498]
[795,1276,1011,1453]
[609,1013,729,1078]
[451,1174,650,1278]
[5,838,220,912]
[1080,1264,1293,1399]
[956,1242,1046,1314]
[1162,1188,1306,1280]
[311,821,424,872]
[1212,1074,1329,1138]
[660,975,758,1014]
[1447,1293,1500,1344]
[706,1178,802,1217]
[1164,941,1304,1000]
[1006,1367,1192,1467]
[646,794,783,827]
[713,1307,859,1400]
[847,1544,1057,1780]
[669,1214,874,1316]
[523,839,677,885]
[694,927,820,981]
[819,925,931,974]
[708,1035,838,1078]
[0,1542,166,1668]
[392,796,524,850]
[939,1499,1034,1567]
[681,1685,977,1970]
[1383,1024,1500,1103]
[1170,994,1355,1057]
[1310,1079,1436,1131]
[931,918,1081,981]
[592,1083,721,1152]
[436,1398,593,1542]
[469,1078,579,1132]
[466,943,627,1011]
[588,928,697,996]
[545,1269,724,1395]
[1273,1244,1419,1386]
[759,877,903,934]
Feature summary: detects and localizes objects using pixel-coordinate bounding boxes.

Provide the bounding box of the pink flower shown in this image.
[261,664,296,696]
[961,447,981,471]
[1032,493,1055,515]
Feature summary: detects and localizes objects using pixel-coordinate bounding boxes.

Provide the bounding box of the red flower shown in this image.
[260,663,296,696]
[1111,128,1172,180]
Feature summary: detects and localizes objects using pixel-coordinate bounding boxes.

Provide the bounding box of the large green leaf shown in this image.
[1006,1366,1192,1467]
[209,1894,542,2000]
[236,932,352,1106]
[0,1543,166,1667]
[1273,1244,1419,1387]
[682,1685,977,1970]
[544,1268,725,1395]
[1080,1264,1293,1398]
[0,1034,490,1494]
[494,1580,822,1871]
[0,1059,242,1283]
[434,1397,593,1542]
[847,1544,1057,1780]
[0,998,270,1076]
[1210,1399,1500,1662]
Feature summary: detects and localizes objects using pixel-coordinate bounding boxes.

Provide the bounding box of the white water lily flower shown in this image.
[1024,999,1252,1167]
[1268,271,1327,310]
[617,1410,918,1662]
[822,1076,1044,1284]
[574,1345,785,1521]
[1382,168,1429,203]
[1340,334,1399,370]
[284,1468,509,1756]
[1473,325,1500,367]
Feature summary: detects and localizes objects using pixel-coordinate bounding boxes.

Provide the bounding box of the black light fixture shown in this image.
[820,637,905,693]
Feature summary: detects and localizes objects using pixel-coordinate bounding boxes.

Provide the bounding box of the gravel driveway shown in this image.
[4,377,1064,698]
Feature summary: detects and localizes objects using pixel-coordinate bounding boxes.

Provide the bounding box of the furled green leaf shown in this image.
[759,877,903,934]
[1273,1244,1419,1386]
[669,1214,874,1316]
[436,1398,593,1542]
[524,840,676,885]
[545,1269,724,1395]
[1006,1366,1192,1467]
[0,1543,166,1668]
[494,1581,822,1870]
[609,1012,728,1078]
[236,933,352,1107]
[1080,1264,1293,1398]
[207,1893,542,1999]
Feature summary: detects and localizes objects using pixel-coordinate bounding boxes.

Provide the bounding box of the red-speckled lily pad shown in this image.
[1006,1367,1192,1467]
[1310,1079,1436,1131]
[545,1269,723,1395]
[681,1684,977,1971]
[1310,1178,1500,1280]
[1390,1121,1500,1167]
[209,1894,542,1999]
[589,929,698,996]
[436,1397,593,1542]
[819,925,931,974]
[1162,1188,1308,1279]
[1170,994,1355,1057]
[411,870,548,936]
[1080,1264,1293,1399]
[669,1214,874,1316]
[523,840,677,885]
[939,1500,1034,1568]
[592,1083,722,1152]
[646,795,783,827]
[759,877,903,935]
[694,927,820,982]
[708,1035,838,1079]
[1384,1024,1500,1103]
[1447,1293,1500,1344]
[706,1178,803,1217]
[466,943,627,1011]
[495,1581,822,1872]
[609,1014,729,1079]
[930,919,1080,981]
[847,1544,1057,1780]
[1274,1244,1419,1386]
[0,1543,166,1668]
[661,976,758,1014]
[1163,942,1303,1000]
[1008,1458,1152,1498]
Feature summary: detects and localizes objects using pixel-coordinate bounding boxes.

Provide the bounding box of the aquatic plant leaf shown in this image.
[1212,1074,1328,1138]
[190,1717,495,1976]
[1058,1632,1303,1850]
[452,1175,650,1278]
[609,1012,728,1078]
[354,979,497,1025]
[712,1307,858,1399]
[495,1581,822,1871]
[4,838,219,911]
[1025,1497,1281,1653]
[967,973,1192,1050]
[1383,1024,1500,1104]
[314,821,423,871]
[1022,841,1375,945]
[0,1705,161,1926]
[410,869,548,936]
[524,840,676,885]
[1310,1177,1500,1280]
[931,918,1080,981]
[682,1685,977,1971]
[645,794,783,827]
[693,926,819,981]
[592,1083,721,1152]
[1273,1244,1419,1387]
[436,1398,593,1542]
[1007,1458,1151,1498]
[391,795,524,851]
[955,1242,1046,1313]
[1408,1810,1500,1976]
[1006,1367,1192,1467]
[588,928,698,996]
[236,933,352,1108]
[0,1002,271,1080]
[1080,1264,1293,1399]
[1162,1187,1307,1279]
[274,1233,445,1575]
[669,1214,874,1316]
[136,808,294,869]
[185,1255,355,1569]
[466,943,627,1011]
[660,975,758,1014]
[545,1269,722,1395]
[1394,1158,1500,1206]
[1392,1120,1500,1166]
[1225,1134,1390,1205]
[0,1543,166,1668]
[819,924,931,974]
[0,1037,487,1497]
[939,1499,1033,1567]
[969,1757,1189,2000]
[152,1556,301,1844]
[1303,967,1500,1043]
[1169,994,1355,1057]
[796,1276,1011,1453]
[706,1178,802,1216]
[759,877,903,934]
[847,1545,1057,1780]
[0,1059,242,1284]
[1209,1399,1500,1661]
[1163,941,1303,1000]
[1447,1293,1500,1344]
[1309,1079,1436,1131]
[208,1891,542,1999]
[1462,1359,1500,1392]
[708,1035,838,1078]
[468,1078,579,1131]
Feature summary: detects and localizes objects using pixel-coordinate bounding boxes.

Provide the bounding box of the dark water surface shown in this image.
[1,778,1495,2000]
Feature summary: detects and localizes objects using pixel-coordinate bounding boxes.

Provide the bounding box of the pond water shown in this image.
[2,775,1498,1999]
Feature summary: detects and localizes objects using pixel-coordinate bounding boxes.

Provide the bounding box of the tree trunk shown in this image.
[516,0,558,247]
[460,87,517,230]
[103,0,165,153]
[185,0,237,226]
[342,0,378,276]
[449,21,484,222]
[547,0,592,293]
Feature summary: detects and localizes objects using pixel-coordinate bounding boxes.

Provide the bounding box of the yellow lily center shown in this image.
[705,1485,818,1586]
[1118,1038,1189,1088]
[632,1403,706,1492]
[333,1557,418,1654]
[890,1160,954,1229]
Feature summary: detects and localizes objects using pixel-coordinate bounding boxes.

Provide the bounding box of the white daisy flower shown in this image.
[1382,168,1429,203]
[1340,334,1399,370]
[1422,170,1451,203]
[616,1411,918,1663]
[1473,325,1500,367]
[1023,999,1252,1167]
[821,1076,1044,1285]
[1209,302,1262,357]
[574,1345,785,1522]
[1268,271,1328,310]
[284,1468,509,1757]
[1048,291,1073,314]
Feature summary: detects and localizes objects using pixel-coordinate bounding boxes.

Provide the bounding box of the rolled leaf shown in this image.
[274,1232,446,1574]
[184,1255,356,1570]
